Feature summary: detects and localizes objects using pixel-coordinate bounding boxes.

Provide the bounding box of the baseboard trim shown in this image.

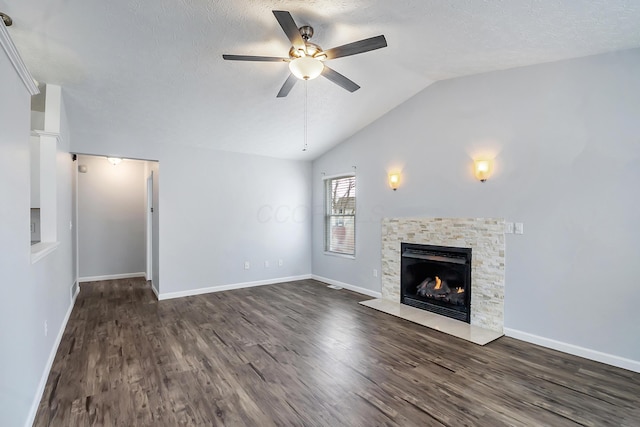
[150,282,159,299]
[79,272,146,283]
[311,275,382,298]
[25,282,79,427]
[158,275,312,300]
[504,328,640,373]
[72,280,80,300]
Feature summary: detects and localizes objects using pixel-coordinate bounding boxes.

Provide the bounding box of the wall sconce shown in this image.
[388,172,401,190]
[107,157,122,166]
[474,159,492,182]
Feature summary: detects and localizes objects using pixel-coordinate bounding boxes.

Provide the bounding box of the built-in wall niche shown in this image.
[30,84,63,262]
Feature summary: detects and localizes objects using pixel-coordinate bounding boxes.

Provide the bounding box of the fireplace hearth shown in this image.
[401,243,471,323]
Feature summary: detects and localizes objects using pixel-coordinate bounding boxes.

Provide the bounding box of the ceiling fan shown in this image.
[222,10,387,97]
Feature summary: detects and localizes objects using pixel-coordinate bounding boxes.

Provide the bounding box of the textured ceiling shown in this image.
[3,0,640,160]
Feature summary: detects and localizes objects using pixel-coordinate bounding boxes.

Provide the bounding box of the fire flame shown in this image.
[434,276,442,290]
[456,287,464,294]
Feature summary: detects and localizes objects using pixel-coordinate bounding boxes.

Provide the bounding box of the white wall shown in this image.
[69,141,312,296]
[77,155,148,279]
[0,53,75,426]
[312,49,640,365]
[30,110,45,131]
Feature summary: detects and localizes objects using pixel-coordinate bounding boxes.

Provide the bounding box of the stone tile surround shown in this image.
[381,217,505,332]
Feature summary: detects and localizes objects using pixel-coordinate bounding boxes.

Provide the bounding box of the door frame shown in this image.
[146,171,153,283]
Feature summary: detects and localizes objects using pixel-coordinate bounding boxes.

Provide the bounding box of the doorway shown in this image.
[74,155,160,296]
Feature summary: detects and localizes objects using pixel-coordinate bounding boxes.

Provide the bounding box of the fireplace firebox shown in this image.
[400,243,471,323]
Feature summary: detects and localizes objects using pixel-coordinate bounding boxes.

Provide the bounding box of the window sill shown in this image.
[31,241,60,264]
[324,251,356,260]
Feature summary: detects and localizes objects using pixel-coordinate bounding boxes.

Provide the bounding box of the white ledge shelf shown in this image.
[31,241,60,264]
[360,298,503,346]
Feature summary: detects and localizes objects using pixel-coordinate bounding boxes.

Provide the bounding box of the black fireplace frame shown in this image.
[400,243,472,323]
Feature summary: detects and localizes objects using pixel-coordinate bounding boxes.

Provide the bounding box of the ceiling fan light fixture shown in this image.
[289,56,324,80]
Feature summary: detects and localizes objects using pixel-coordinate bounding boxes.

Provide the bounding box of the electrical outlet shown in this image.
[373,269,378,277]
[278,259,283,267]
[505,222,514,234]
[244,261,250,270]
[44,320,48,337]
[515,223,524,235]
[264,261,269,268]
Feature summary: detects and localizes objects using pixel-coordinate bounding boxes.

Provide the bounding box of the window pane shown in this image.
[328,176,355,215]
[325,175,356,255]
[327,215,355,254]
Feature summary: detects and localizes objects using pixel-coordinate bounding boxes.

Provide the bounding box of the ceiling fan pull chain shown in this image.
[303,80,309,152]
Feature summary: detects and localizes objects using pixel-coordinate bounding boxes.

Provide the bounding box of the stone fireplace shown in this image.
[382,218,505,333]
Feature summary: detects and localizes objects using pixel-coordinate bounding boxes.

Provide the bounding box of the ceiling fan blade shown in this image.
[277,74,298,98]
[323,35,387,60]
[272,10,305,51]
[222,54,287,62]
[321,66,360,93]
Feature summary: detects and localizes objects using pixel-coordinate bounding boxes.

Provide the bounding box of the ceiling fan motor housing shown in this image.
[289,42,324,59]
[299,26,314,41]
[288,26,325,59]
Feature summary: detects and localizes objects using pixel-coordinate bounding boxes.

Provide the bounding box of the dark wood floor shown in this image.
[35,278,640,426]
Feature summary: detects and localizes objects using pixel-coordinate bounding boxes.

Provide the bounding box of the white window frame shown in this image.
[323,173,356,258]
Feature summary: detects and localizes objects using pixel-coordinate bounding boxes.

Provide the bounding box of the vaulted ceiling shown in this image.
[3,1,640,159]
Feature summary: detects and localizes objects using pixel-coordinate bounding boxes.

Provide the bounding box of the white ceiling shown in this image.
[3,0,640,160]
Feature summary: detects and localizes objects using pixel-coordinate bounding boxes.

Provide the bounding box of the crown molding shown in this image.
[0,21,39,95]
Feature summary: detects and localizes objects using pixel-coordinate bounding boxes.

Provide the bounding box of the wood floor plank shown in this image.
[33,278,640,426]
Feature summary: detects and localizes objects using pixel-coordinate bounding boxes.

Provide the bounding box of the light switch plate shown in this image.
[515,223,524,234]
[505,222,514,234]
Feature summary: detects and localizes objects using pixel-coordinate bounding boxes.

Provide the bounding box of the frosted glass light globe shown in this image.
[289,56,324,80]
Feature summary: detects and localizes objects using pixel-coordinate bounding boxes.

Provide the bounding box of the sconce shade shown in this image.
[474,159,491,182]
[289,56,324,80]
[388,172,401,190]
[107,157,122,166]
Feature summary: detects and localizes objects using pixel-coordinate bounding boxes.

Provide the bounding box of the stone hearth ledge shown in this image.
[360,299,503,345]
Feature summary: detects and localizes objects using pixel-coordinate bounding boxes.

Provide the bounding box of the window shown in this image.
[325,175,356,256]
